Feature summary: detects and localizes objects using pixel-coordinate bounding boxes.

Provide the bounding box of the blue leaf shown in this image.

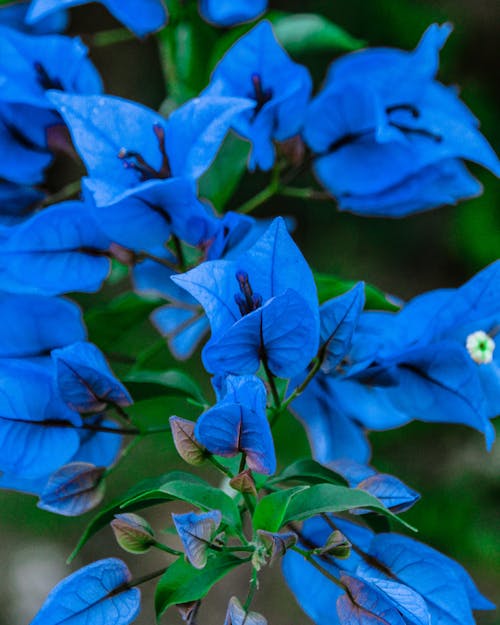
[30,558,141,625]
[224,596,267,625]
[199,1,267,27]
[337,574,406,625]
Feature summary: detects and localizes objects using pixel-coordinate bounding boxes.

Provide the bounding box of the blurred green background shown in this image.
[0,0,498,623]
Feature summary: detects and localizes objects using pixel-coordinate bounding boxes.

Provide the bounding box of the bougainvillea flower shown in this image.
[0,180,44,225]
[283,516,493,625]
[50,92,251,251]
[0,292,85,358]
[173,217,319,378]
[27,0,167,37]
[304,24,500,216]
[224,596,267,625]
[30,558,141,625]
[199,0,267,27]
[0,1,67,34]
[203,20,312,170]
[0,201,111,295]
[195,375,276,474]
[172,509,222,569]
[0,359,81,479]
[52,341,132,412]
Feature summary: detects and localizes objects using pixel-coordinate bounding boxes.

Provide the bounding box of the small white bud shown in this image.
[466,330,495,364]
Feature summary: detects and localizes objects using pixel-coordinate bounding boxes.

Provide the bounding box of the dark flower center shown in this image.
[34,62,64,91]
[250,73,273,116]
[234,270,262,316]
[118,123,172,181]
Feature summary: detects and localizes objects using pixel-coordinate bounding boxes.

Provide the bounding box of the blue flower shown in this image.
[30,558,141,625]
[0,180,44,225]
[283,516,494,625]
[132,212,271,360]
[0,1,68,34]
[203,21,312,170]
[0,358,82,479]
[0,25,102,184]
[304,24,500,216]
[27,0,167,37]
[0,201,112,295]
[195,375,276,474]
[172,509,222,569]
[0,292,85,357]
[49,92,251,252]
[199,0,267,27]
[52,341,132,413]
[293,262,500,463]
[173,217,319,378]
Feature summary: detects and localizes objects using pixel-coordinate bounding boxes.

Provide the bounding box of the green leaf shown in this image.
[314,272,401,311]
[155,553,244,619]
[283,484,416,530]
[124,369,206,403]
[84,293,161,353]
[268,459,348,487]
[123,479,241,529]
[273,13,365,55]
[252,486,308,532]
[198,132,250,211]
[68,471,202,562]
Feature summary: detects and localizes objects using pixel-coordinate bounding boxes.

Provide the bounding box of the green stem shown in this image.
[279,186,331,201]
[41,180,81,207]
[135,250,177,270]
[207,455,234,479]
[103,436,141,479]
[225,545,255,553]
[91,28,136,47]
[128,566,168,589]
[153,541,183,557]
[281,352,324,411]
[172,234,186,271]
[243,568,259,612]
[291,546,347,592]
[235,166,281,215]
[262,357,281,410]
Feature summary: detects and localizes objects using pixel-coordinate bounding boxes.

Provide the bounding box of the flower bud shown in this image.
[170,416,206,465]
[111,513,155,554]
[316,530,351,559]
[229,469,257,497]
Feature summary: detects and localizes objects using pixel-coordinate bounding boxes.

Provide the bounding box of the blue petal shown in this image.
[1,201,111,295]
[321,282,365,371]
[0,293,85,358]
[224,596,267,625]
[0,1,68,34]
[356,474,420,513]
[195,375,276,474]
[337,574,406,625]
[52,341,132,412]
[153,306,209,361]
[172,510,222,569]
[38,461,106,516]
[165,96,255,179]
[27,0,167,37]
[30,558,141,625]
[199,0,267,27]
[0,180,44,224]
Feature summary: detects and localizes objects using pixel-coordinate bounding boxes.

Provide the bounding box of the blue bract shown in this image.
[0,201,111,295]
[30,558,141,625]
[52,341,132,412]
[293,261,500,463]
[173,217,319,378]
[195,375,276,475]
[283,516,494,625]
[0,24,102,185]
[199,0,267,27]
[49,92,251,252]
[172,509,222,569]
[304,24,500,216]
[0,1,67,34]
[203,20,312,170]
[0,293,85,358]
[26,0,167,37]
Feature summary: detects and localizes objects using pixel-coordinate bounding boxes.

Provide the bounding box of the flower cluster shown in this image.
[0,3,497,625]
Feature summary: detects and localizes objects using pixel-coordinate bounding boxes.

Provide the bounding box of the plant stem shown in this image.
[243,568,259,612]
[279,186,331,201]
[291,546,347,592]
[235,166,281,215]
[153,541,183,557]
[135,250,178,270]
[207,455,234,479]
[91,28,136,47]
[262,357,281,410]
[41,180,81,207]
[128,567,168,589]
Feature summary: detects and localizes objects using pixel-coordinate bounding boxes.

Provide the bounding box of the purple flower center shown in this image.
[118,123,172,181]
[234,270,262,316]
